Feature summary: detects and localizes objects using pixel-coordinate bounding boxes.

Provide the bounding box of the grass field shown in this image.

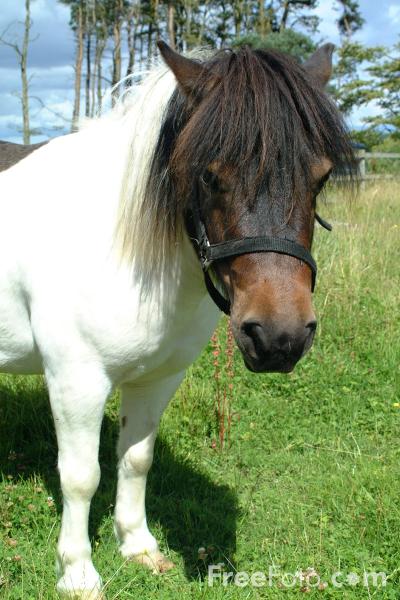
[1,182,399,599]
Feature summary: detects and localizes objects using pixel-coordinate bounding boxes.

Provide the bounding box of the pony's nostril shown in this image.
[242,320,259,337]
[241,321,269,357]
[242,321,262,340]
[306,320,317,333]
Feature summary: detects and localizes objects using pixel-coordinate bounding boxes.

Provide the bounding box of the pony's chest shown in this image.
[115,291,219,384]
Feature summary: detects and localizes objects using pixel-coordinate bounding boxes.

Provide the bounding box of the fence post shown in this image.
[358,148,366,180]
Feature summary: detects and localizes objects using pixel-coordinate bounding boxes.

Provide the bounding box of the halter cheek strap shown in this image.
[191,201,332,315]
[315,212,332,231]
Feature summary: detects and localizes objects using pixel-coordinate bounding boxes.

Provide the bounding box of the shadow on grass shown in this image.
[0,376,237,580]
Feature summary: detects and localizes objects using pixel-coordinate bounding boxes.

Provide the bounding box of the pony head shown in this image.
[156,42,355,373]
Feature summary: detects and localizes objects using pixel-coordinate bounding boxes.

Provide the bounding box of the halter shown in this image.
[190,200,332,315]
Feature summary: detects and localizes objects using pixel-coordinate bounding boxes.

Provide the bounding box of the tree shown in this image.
[0,0,34,144]
[166,1,175,49]
[125,1,141,78]
[363,42,400,137]
[335,0,364,39]
[85,1,94,117]
[334,39,400,139]
[111,0,124,96]
[60,0,85,130]
[56,0,397,144]
[59,0,326,86]
[233,28,316,62]
[92,2,109,115]
[279,0,320,33]
[350,127,384,150]
[332,41,384,115]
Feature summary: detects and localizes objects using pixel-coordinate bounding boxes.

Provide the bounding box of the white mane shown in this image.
[106,63,178,271]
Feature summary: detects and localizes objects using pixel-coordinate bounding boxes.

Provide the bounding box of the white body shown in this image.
[0,66,219,598]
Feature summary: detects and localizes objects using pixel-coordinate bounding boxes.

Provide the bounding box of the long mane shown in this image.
[112,63,179,272]
[115,46,355,272]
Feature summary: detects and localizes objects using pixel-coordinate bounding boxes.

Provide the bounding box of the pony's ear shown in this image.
[157,41,207,96]
[303,43,335,88]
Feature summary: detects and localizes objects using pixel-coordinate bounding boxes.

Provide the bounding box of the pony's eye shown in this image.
[317,169,332,193]
[200,170,220,192]
[313,170,332,207]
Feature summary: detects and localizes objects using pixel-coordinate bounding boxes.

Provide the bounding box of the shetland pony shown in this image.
[0,42,354,598]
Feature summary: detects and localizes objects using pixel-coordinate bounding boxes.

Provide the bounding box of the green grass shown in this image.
[1,182,399,599]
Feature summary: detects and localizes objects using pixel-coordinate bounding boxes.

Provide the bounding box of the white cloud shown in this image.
[0,113,21,128]
[0,84,73,142]
[0,68,22,92]
[314,0,340,44]
[0,1,73,70]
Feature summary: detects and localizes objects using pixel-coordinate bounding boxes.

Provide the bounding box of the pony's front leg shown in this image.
[46,365,112,600]
[115,373,184,573]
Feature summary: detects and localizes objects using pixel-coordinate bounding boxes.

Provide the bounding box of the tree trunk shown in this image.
[91,35,97,118]
[87,0,98,118]
[72,2,84,131]
[258,0,266,36]
[112,0,123,104]
[218,0,229,48]
[96,35,107,114]
[244,0,250,32]
[167,2,175,49]
[94,9,108,115]
[112,25,122,88]
[147,22,153,66]
[85,33,91,117]
[234,0,244,38]
[21,0,31,144]
[126,3,140,81]
[280,0,290,31]
[147,0,159,65]
[139,22,144,68]
[184,0,191,51]
[92,34,106,116]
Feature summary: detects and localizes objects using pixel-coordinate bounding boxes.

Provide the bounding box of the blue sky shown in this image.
[0,0,399,143]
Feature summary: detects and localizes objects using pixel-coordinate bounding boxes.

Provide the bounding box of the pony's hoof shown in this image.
[57,567,103,599]
[130,550,175,574]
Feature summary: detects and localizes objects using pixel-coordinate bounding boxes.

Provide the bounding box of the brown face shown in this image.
[200,158,332,373]
[157,41,345,373]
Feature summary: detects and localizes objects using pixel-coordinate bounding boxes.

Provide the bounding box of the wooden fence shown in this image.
[357,150,400,180]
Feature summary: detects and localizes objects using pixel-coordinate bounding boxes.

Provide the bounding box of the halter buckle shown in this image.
[197,219,212,271]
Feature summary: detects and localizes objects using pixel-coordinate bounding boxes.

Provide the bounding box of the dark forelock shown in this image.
[146,45,355,239]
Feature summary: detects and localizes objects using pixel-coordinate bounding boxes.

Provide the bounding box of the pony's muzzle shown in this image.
[237,318,317,373]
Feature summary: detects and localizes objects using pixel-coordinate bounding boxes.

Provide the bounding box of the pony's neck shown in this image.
[82,64,206,305]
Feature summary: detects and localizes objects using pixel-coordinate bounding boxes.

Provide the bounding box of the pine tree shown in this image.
[364,42,400,137]
[335,0,364,38]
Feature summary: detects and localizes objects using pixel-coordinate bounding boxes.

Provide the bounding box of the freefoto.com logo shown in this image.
[208,564,387,591]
